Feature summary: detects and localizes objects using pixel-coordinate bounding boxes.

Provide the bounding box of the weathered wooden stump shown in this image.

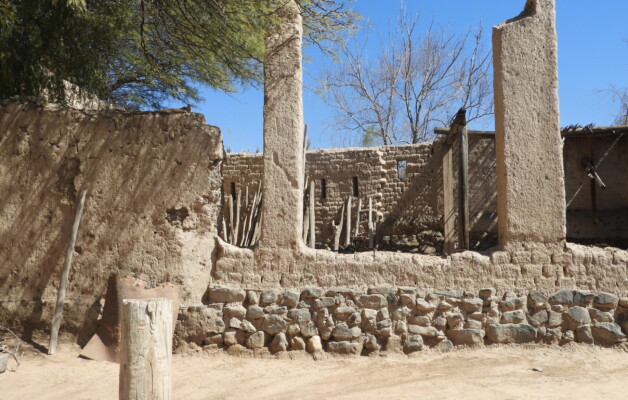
[119,298,173,400]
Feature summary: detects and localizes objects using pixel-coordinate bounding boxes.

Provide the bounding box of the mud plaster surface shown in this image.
[0,100,223,337]
[492,0,566,249]
[216,240,628,295]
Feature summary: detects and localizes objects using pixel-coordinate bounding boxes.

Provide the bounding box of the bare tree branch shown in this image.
[318,10,493,145]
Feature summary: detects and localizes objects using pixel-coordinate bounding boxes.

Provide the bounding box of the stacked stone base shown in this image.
[175,285,628,356]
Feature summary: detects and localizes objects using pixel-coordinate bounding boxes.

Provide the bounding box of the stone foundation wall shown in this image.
[177,284,628,356]
[209,238,628,356]
[0,100,223,338]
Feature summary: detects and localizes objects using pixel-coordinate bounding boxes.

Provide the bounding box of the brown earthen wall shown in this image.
[0,100,223,338]
[564,135,628,244]
[224,135,627,249]
[223,137,499,250]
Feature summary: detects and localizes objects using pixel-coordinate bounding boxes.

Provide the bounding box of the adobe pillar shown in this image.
[493,0,566,250]
[258,1,304,250]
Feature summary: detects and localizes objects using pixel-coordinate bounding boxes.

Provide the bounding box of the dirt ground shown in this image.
[1,337,627,400]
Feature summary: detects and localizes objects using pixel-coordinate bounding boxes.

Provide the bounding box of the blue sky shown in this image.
[188,0,628,153]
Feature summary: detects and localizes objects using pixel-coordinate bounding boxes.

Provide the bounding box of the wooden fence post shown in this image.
[344,197,352,248]
[332,202,345,251]
[119,298,173,400]
[48,189,87,355]
[459,111,470,250]
[354,198,361,238]
[368,197,374,249]
[442,138,456,255]
[308,180,315,248]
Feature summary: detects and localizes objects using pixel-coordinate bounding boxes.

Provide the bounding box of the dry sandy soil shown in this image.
[1,338,627,400]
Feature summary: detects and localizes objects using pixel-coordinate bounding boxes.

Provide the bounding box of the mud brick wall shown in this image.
[221,152,264,197]
[0,100,223,338]
[224,134,628,250]
[224,137,497,251]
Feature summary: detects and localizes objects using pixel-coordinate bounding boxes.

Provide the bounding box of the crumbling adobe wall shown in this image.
[0,99,223,338]
[224,136,498,251]
[304,144,445,249]
[207,238,628,354]
[214,241,628,294]
[224,134,628,251]
[221,152,263,197]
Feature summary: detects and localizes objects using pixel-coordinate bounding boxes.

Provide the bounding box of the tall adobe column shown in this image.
[258,1,304,251]
[493,0,566,250]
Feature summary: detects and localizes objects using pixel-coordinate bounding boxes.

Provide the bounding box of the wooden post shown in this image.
[234,188,241,245]
[239,185,250,246]
[442,136,456,255]
[244,185,261,246]
[48,189,87,355]
[308,180,315,248]
[228,192,234,243]
[251,212,262,246]
[344,196,352,248]
[588,136,597,223]
[119,299,173,400]
[354,198,362,238]
[251,188,263,246]
[368,197,374,249]
[332,202,345,251]
[459,111,470,250]
[221,217,228,242]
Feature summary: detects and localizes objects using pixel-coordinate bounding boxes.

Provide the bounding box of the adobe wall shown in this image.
[213,240,628,293]
[492,0,565,250]
[224,136,498,251]
[0,99,223,338]
[224,135,628,250]
[0,100,626,354]
[205,237,628,354]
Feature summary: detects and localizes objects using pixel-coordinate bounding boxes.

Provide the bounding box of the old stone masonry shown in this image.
[177,286,628,355]
[1,0,628,363]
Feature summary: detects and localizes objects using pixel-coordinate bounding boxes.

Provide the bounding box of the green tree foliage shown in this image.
[0,0,356,109]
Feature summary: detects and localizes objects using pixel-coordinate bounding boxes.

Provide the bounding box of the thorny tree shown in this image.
[318,13,493,146]
[0,0,357,109]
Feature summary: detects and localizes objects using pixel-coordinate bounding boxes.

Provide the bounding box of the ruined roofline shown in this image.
[434,125,628,138]
[227,140,438,157]
[227,124,628,158]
